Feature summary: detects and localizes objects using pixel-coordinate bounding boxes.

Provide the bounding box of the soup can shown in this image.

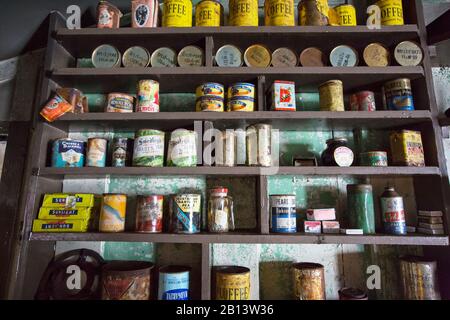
[264,0,295,26]
[51,138,85,168]
[135,195,164,233]
[244,44,272,68]
[196,82,225,99]
[334,4,357,26]
[215,45,243,67]
[360,151,388,167]
[298,0,329,26]
[271,47,298,67]
[162,0,193,27]
[349,91,376,111]
[111,137,133,167]
[132,129,165,167]
[170,194,201,234]
[92,44,121,68]
[363,43,390,67]
[195,0,224,26]
[319,80,345,111]
[167,129,197,167]
[330,45,359,67]
[228,97,254,112]
[137,80,159,112]
[215,266,250,300]
[196,96,224,112]
[228,83,255,99]
[346,184,376,234]
[177,45,204,67]
[229,0,259,26]
[122,46,151,68]
[99,194,127,232]
[158,266,190,300]
[382,78,415,111]
[131,0,158,28]
[97,1,123,28]
[293,262,325,300]
[86,138,107,167]
[150,47,177,67]
[270,195,297,233]
[106,93,135,113]
[376,0,404,26]
[399,256,441,300]
[246,124,272,167]
[380,186,407,235]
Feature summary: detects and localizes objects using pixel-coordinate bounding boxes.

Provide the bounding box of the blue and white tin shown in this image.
[51,138,85,168]
[158,266,190,300]
[270,195,297,233]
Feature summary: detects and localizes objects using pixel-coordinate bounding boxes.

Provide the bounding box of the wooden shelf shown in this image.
[439,117,450,127]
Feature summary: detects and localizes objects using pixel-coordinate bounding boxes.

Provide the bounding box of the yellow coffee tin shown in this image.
[264,0,295,26]
[162,0,193,27]
[376,0,404,25]
[244,44,272,68]
[195,0,223,26]
[229,0,259,26]
[334,4,357,26]
[32,219,90,233]
[215,266,250,300]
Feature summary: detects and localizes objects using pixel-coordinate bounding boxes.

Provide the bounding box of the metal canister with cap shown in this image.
[264,0,295,26]
[177,45,204,67]
[298,0,329,26]
[122,46,151,68]
[346,184,376,234]
[293,262,326,300]
[330,45,359,67]
[380,186,407,235]
[215,45,243,67]
[319,80,345,111]
[229,0,259,26]
[399,256,441,300]
[151,47,177,67]
[195,0,224,26]
[244,44,272,68]
[92,44,121,68]
[162,0,193,27]
[334,4,357,26]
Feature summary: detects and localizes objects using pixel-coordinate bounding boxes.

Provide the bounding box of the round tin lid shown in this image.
[300,47,326,67]
[122,46,150,68]
[92,44,121,68]
[244,44,272,68]
[394,41,423,66]
[271,47,298,67]
[150,47,177,67]
[330,45,359,67]
[177,45,204,67]
[363,43,390,67]
[215,45,243,67]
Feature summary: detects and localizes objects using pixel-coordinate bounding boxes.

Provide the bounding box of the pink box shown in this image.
[304,221,322,234]
[322,221,340,234]
[306,208,336,221]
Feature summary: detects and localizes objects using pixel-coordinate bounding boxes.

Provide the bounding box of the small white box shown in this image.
[340,228,364,235]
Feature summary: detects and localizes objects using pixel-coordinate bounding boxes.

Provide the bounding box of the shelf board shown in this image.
[29,232,449,246]
[439,117,450,127]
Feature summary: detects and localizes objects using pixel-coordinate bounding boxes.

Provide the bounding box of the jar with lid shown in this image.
[207,187,235,233]
[321,138,354,167]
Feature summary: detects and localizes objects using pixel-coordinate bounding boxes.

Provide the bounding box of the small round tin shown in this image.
[196,82,225,99]
[227,83,255,99]
[177,45,204,67]
[329,45,359,67]
[196,96,224,112]
[394,41,423,66]
[215,45,243,67]
[135,195,164,233]
[86,138,108,167]
[51,138,85,168]
[106,93,135,113]
[111,137,133,167]
[271,48,298,67]
[363,43,390,67]
[228,96,255,112]
[244,44,272,68]
[122,46,151,68]
[299,47,326,67]
[150,47,177,67]
[360,151,388,167]
[92,44,121,68]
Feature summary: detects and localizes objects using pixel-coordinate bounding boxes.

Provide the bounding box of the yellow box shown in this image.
[32,219,89,232]
[38,207,92,220]
[42,193,95,208]
[390,130,425,167]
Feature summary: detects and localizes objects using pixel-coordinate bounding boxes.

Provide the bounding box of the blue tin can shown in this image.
[270,195,297,233]
[383,78,415,111]
[380,187,407,235]
[158,266,190,300]
[51,138,85,168]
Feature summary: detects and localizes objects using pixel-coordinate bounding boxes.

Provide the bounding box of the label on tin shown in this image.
[100,195,126,232]
[197,83,225,98]
[52,140,85,168]
[270,196,296,233]
[123,47,150,68]
[272,81,296,111]
[216,272,250,300]
[381,196,406,234]
[162,0,193,27]
[178,46,204,67]
[98,8,113,27]
[151,48,177,67]
[265,0,295,26]
[229,97,254,112]
[134,4,150,26]
[394,41,423,66]
[137,80,159,112]
[92,45,120,68]
[87,139,107,167]
[376,0,404,25]
[136,196,163,232]
[349,91,376,111]
[174,195,201,233]
[196,96,224,112]
[386,91,414,111]
[158,272,189,300]
[229,0,259,26]
[196,1,222,26]
[133,134,164,166]
[334,5,356,26]
[167,130,197,166]
[228,83,255,98]
[107,95,134,112]
[333,146,354,167]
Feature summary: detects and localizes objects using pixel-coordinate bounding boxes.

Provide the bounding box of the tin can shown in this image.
[339,288,368,300]
[97,1,123,28]
[319,80,345,111]
[167,129,197,167]
[133,129,165,167]
[376,0,404,26]
[350,91,376,111]
[150,47,177,67]
[51,139,85,168]
[298,0,329,26]
[137,80,159,112]
[390,130,425,167]
[363,43,390,67]
[122,46,151,68]
[99,194,127,232]
[195,0,224,26]
[330,45,359,67]
[196,96,225,112]
[86,138,107,167]
[382,78,415,111]
[270,80,296,111]
[158,266,190,300]
[360,151,388,167]
[92,44,121,68]
[215,45,243,67]
[334,4,356,26]
[56,88,84,113]
[270,195,297,233]
[228,97,254,112]
[271,48,298,67]
[293,262,325,300]
[380,186,407,235]
[227,83,255,99]
[394,41,423,67]
[229,0,259,26]
[246,124,272,167]
[177,45,204,67]
[101,261,153,300]
[106,93,135,113]
[135,195,163,233]
[264,0,295,26]
[132,0,158,28]
[299,47,326,67]
[162,0,193,27]
[216,130,237,167]
[244,44,272,68]
[399,256,441,300]
[40,94,73,122]
[346,184,376,234]
[170,194,201,234]
[196,83,225,99]
[111,137,133,167]
[215,266,250,300]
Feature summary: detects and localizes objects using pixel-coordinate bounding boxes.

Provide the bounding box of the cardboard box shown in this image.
[418,216,443,224]
[304,221,321,234]
[322,221,340,234]
[418,222,444,230]
[418,210,443,217]
[42,193,95,208]
[306,208,336,221]
[340,228,364,235]
[417,227,444,235]
[32,219,90,232]
[38,207,92,220]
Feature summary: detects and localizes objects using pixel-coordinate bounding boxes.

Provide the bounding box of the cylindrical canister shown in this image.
[92,44,121,68]
[131,0,158,28]
[170,194,201,233]
[133,129,165,167]
[137,80,159,112]
[380,186,407,235]
[99,194,127,232]
[382,78,415,111]
[229,0,259,26]
[330,45,359,67]
[270,195,297,233]
[338,287,368,300]
[349,91,376,111]
[167,129,197,167]
[399,256,441,300]
[363,43,390,67]
[150,47,177,67]
[111,137,133,167]
[394,41,423,66]
[122,46,151,68]
[319,80,345,111]
[346,184,376,234]
[264,0,295,26]
[376,0,404,26]
[196,82,225,100]
[271,47,298,67]
[227,83,255,99]
[106,93,135,113]
[177,45,204,67]
[228,97,254,112]
[360,151,388,167]
[158,266,190,300]
[293,262,326,300]
[86,138,107,167]
[244,44,272,68]
[299,47,326,67]
[162,0,193,27]
[195,0,224,26]
[97,1,123,28]
[135,195,164,233]
[334,4,357,26]
[196,96,225,112]
[101,261,153,300]
[51,138,85,168]
[298,0,329,26]
[215,266,250,300]
[246,124,272,167]
[215,45,243,67]
[215,130,237,167]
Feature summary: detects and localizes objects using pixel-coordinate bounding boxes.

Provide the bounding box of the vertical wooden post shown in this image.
[201,243,211,300]
[257,176,270,234]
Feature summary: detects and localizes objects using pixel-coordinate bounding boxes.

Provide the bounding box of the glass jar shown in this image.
[321,137,354,167]
[207,187,235,233]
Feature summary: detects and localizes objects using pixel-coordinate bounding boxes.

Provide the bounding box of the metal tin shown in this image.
[177,45,204,67]
[170,194,201,234]
[97,1,123,28]
[349,91,376,111]
[150,47,177,67]
[216,130,237,167]
[298,0,329,26]
[137,80,160,112]
[92,44,121,68]
[111,137,133,167]
[270,195,297,233]
[299,47,326,67]
[363,43,390,67]
[293,262,326,300]
[131,0,159,28]
[319,80,344,111]
[339,288,368,300]
[329,45,359,67]
[376,0,404,26]
[360,151,388,167]
[158,266,190,300]
[133,129,165,167]
[271,47,298,67]
[195,0,224,26]
[99,194,127,232]
[196,96,225,112]
[40,94,73,122]
[135,195,164,233]
[399,256,441,300]
[334,4,356,26]
[380,186,407,235]
[264,0,295,26]
[196,82,225,99]
[162,0,193,27]
[346,184,376,234]
[101,261,153,300]
[106,93,135,113]
[228,97,254,112]
[383,78,415,111]
[122,46,151,68]
[270,80,296,111]
[246,124,272,167]
[56,88,84,113]
[207,187,235,232]
[227,83,255,99]
[215,266,250,300]
[167,129,197,167]
[394,41,423,66]
[229,0,259,26]
[389,130,425,167]
[51,139,85,168]
[244,44,272,68]
[215,45,243,67]
[86,138,107,167]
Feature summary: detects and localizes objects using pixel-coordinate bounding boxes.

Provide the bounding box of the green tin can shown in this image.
[167,129,197,167]
[346,184,376,234]
[360,151,388,167]
[133,129,165,167]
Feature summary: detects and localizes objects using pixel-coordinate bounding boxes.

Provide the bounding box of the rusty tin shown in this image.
[400,256,441,300]
[86,138,108,167]
[215,266,251,300]
[293,262,326,300]
[97,1,123,28]
[319,80,344,111]
[298,0,329,26]
[299,47,326,67]
[135,195,164,233]
[363,43,390,67]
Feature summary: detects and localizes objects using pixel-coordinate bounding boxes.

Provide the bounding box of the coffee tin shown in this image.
[349,91,376,111]
[122,46,151,68]
[196,82,225,99]
[137,80,160,112]
[167,129,197,167]
[380,187,407,235]
[131,0,158,28]
[158,266,190,300]
[196,96,224,112]
[360,151,388,167]
[229,0,259,26]
[195,0,224,26]
[319,80,344,111]
[293,262,326,300]
[215,45,243,67]
[270,195,297,233]
[135,195,164,233]
[228,97,254,112]
[86,138,107,167]
[106,93,135,113]
[92,44,121,68]
[177,45,204,67]
[150,47,177,67]
[51,139,85,168]
[244,44,272,68]
[394,41,423,66]
[334,4,356,26]
[170,194,201,233]
[330,45,359,67]
[111,137,133,167]
[264,0,295,26]
[133,129,165,167]
[382,78,415,111]
[376,0,404,26]
[162,0,193,27]
[363,43,390,67]
[99,194,127,232]
[271,48,298,67]
[215,266,250,300]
